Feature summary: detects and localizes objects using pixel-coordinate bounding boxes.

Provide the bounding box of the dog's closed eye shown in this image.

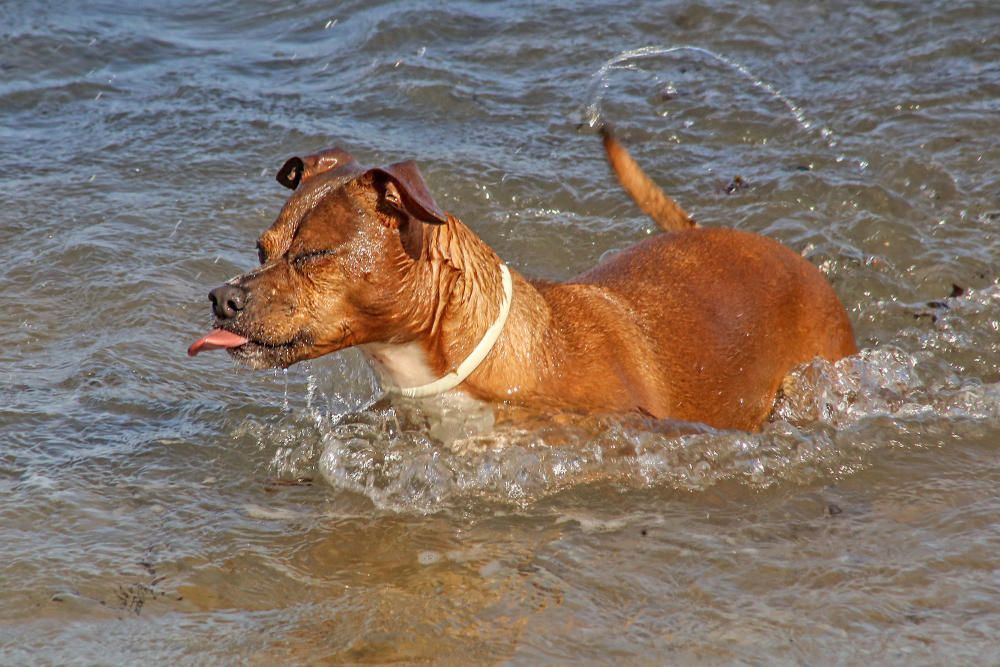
[291,249,337,269]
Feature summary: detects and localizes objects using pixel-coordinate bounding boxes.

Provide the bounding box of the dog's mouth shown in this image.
[188,327,307,369]
[187,329,251,356]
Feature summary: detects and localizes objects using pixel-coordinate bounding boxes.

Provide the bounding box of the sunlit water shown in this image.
[1,0,998,663]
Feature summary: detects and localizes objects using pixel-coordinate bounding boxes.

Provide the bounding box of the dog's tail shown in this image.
[600,124,695,232]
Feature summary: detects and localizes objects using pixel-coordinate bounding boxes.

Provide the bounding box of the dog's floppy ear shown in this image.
[368,161,448,225]
[276,147,359,190]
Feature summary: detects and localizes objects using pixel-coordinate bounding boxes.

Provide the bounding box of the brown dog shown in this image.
[189,130,856,431]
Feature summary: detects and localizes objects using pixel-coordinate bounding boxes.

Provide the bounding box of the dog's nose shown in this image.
[209,284,248,320]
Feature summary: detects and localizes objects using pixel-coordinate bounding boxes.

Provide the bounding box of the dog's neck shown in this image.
[362,214,556,401]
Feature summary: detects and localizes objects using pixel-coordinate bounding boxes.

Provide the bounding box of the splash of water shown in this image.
[254,351,383,478]
[303,349,382,428]
[585,45,866,167]
[231,336,998,513]
[229,283,999,510]
[305,342,999,512]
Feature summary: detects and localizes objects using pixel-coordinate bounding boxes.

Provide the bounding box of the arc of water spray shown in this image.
[585,45,847,157]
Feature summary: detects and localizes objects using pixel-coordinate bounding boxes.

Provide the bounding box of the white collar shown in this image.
[386,263,513,399]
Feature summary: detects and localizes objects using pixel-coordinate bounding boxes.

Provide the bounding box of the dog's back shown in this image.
[563,228,856,429]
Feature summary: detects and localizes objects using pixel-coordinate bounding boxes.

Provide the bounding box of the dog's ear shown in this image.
[276,147,358,190]
[368,161,448,225]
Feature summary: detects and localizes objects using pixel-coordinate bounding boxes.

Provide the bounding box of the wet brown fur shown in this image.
[600,124,696,232]
[203,135,857,431]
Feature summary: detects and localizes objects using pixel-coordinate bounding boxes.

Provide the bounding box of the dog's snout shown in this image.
[209,284,248,320]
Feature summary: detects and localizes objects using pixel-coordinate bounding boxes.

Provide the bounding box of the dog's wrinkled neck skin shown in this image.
[378,263,512,398]
[361,214,532,401]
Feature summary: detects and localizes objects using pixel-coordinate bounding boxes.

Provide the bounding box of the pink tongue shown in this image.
[188,329,250,357]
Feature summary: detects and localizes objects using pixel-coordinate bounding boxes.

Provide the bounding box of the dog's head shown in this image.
[189,147,450,368]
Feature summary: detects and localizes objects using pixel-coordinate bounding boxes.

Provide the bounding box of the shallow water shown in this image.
[2,0,998,663]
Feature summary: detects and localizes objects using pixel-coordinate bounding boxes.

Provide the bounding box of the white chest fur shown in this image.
[361,264,513,400]
[360,341,495,443]
[360,341,438,388]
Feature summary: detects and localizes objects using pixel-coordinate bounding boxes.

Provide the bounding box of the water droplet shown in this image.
[418,550,442,565]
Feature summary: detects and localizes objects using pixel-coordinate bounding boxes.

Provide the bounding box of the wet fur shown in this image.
[202,134,856,431]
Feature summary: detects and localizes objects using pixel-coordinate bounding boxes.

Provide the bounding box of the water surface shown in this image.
[1,0,998,663]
